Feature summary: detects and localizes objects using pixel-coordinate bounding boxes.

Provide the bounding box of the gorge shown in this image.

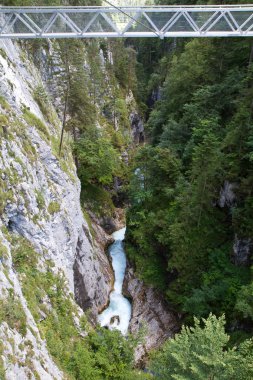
[0,17,177,380]
[1,0,253,379]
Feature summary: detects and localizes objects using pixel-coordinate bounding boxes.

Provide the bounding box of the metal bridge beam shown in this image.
[0,5,253,38]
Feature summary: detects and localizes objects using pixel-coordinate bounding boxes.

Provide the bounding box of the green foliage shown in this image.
[0,291,27,336]
[81,184,115,217]
[0,341,5,380]
[7,234,146,380]
[0,48,7,60]
[57,39,98,132]
[48,37,134,215]
[126,145,181,289]
[0,240,8,261]
[114,98,129,129]
[0,96,10,111]
[182,249,250,318]
[85,328,135,380]
[150,314,253,380]
[33,85,57,126]
[0,177,13,215]
[0,115,8,125]
[23,109,50,140]
[33,85,49,114]
[110,41,138,93]
[47,201,60,215]
[127,35,253,328]
[12,235,38,273]
[235,278,253,319]
[35,190,45,210]
[74,128,120,186]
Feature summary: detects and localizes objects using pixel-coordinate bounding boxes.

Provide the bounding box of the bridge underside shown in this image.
[0,6,253,39]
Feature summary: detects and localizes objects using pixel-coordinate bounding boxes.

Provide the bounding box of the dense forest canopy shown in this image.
[125,0,253,377]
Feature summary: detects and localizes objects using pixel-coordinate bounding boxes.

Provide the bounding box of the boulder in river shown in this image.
[110,316,120,326]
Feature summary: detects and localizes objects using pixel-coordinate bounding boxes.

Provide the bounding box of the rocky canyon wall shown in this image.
[0,38,113,379]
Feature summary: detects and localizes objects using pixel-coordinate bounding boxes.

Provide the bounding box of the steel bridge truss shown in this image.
[1,5,253,39]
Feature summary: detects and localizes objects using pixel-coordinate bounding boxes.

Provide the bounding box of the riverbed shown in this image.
[98,227,131,335]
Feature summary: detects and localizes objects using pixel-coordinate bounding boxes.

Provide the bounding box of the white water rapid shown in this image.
[98,227,131,335]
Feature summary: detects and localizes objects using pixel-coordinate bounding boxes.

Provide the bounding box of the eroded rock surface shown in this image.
[233,235,252,266]
[0,39,114,378]
[218,181,237,208]
[130,112,145,144]
[74,222,114,319]
[217,182,252,266]
[123,264,181,364]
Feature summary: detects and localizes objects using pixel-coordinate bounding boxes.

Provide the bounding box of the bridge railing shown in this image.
[0,5,253,38]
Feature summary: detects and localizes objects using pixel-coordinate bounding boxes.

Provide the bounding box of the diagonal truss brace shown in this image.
[1,6,253,38]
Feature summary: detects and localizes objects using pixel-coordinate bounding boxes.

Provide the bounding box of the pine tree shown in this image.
[150,314,253,380]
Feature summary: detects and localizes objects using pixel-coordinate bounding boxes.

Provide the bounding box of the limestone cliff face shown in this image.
[0,39,113,379]
[0,36,179,379]
[123,264,181,365]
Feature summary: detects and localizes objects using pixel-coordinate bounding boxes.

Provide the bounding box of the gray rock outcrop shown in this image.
[217,182,252,266]
[130,112,145,144]
[233,235,252,266]
[123,264,181,365]
[218,181,237,208]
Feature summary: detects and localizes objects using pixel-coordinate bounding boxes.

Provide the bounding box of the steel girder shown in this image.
[0,5,253,38]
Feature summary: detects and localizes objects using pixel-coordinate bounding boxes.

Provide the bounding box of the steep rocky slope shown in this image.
[0,38,113,379]
[0,36,181,378]
[124,265,180,364]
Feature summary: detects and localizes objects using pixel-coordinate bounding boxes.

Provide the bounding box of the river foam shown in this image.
[98,227,131,335]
